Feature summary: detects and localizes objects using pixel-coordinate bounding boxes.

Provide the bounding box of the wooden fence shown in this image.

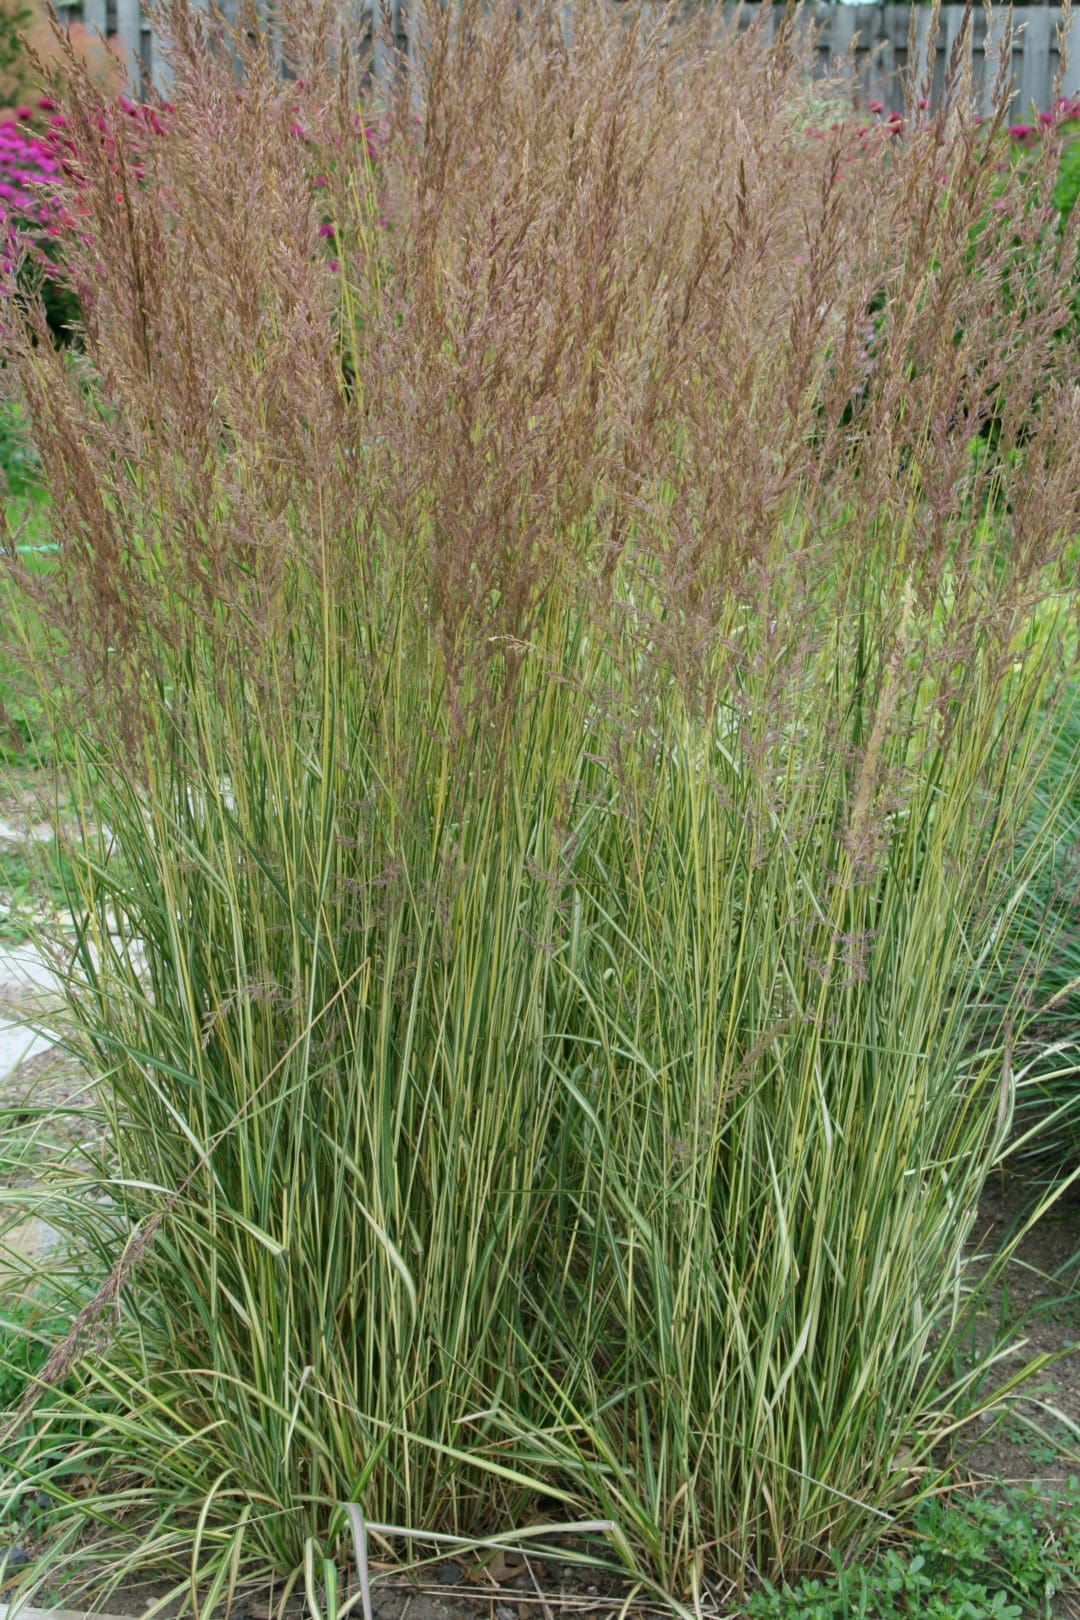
[49,0,1080,114]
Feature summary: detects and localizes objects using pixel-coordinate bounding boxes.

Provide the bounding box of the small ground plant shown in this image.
[748,1484,1080,1618]
[0,0,1078,1612]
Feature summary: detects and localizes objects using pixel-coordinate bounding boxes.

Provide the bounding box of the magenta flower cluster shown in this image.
[807,92,1080,143]
[0,101,63,239]
[1008,94,1080,143]
[0,96,149,240]
[0,85,387,297]
[0,92,172,312]
[290,103,386,270]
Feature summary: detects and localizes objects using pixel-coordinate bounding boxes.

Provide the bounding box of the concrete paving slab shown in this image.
[1,1214,62,1269]
[0,944,66,998]
[0,1019,55,1083]
[0,1608,131,1620]
[0,818,54,844]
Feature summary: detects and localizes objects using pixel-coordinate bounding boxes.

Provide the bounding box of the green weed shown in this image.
[749,1484,1080,1619]
[0,840,76,946]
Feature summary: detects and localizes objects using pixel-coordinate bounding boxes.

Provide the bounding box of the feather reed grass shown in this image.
[0,0,1078,1608]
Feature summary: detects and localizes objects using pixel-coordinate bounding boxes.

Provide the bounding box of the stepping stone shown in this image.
[0,943,66,998]
[0,818,54,844]
[0,1609,131,1620]
[2,1214,62,1269]
[0,1018,55,1085]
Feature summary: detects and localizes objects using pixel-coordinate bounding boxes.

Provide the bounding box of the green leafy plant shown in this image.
[0,837,75,943]
[0,1280,81,1417]
[0,401,41,500]
[749,1484,1080,1618]
[1052,111,1080,220]
[0,511,66,766]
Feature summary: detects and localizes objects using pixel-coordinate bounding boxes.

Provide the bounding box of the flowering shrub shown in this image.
[0,101,76,340]
[802,88,1080,444]
[0,105,60,237]
[1053,110,1080,218]
[290,102,385,272]
[996,94,1080,351]
[807,91,1080,192]
[0,74,382,345]
[0,0,129,246]
[1008,95,1080,221]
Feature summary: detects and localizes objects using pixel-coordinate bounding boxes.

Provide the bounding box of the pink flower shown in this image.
[868,100,883,114]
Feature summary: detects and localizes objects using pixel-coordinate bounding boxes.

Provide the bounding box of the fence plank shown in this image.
[1064,6,1080,98]
[827,4,857,69]
[1016,4,1053,116]
[941,4,968,101]
[371,0,402,84]
[114,0,143,95]
[910,3,937,103]
[46,1,1077,116]
[977,5,1003,115]
[81,0,108,36]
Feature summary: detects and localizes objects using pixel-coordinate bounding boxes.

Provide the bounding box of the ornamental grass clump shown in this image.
[1,0,1079,1609]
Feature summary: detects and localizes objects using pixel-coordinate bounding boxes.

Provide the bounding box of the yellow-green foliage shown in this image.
[1,0,1078,1611]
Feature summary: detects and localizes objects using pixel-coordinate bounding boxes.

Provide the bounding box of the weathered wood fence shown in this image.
[49,0,1080,114]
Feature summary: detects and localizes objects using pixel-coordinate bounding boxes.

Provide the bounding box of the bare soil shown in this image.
[960,1176,1080,1499]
